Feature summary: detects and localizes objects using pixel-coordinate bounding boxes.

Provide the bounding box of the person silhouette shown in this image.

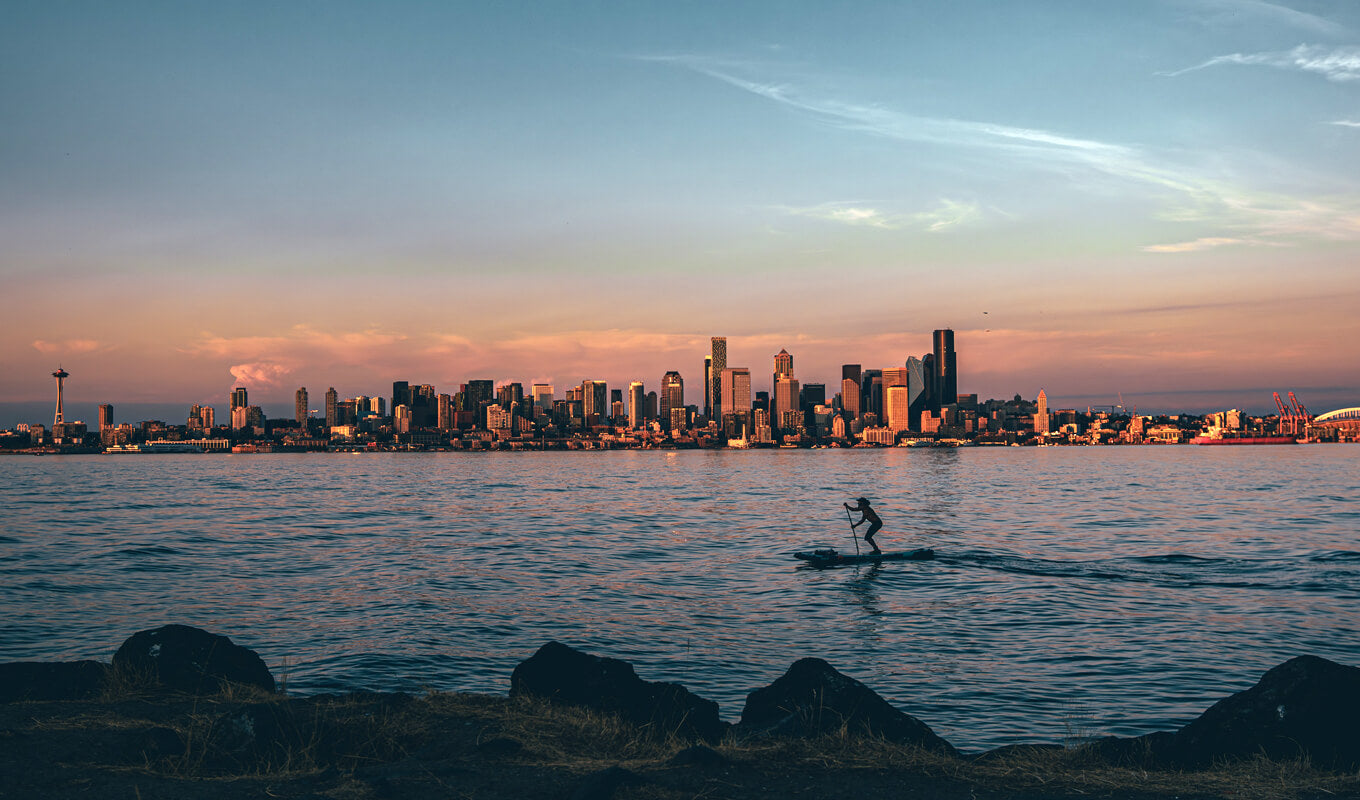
[844,497,883,554]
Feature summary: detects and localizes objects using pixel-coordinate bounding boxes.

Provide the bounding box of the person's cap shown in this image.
[857,497,868,503]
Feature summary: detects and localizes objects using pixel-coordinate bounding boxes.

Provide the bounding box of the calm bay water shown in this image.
[2,447,1357,751]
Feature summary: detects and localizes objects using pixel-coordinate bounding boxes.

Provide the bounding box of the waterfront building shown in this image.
[295,387,309,425]
[709,337,727,420]
[1035,389,1049,435]
[628,381,645,429]
[933,328,957,408]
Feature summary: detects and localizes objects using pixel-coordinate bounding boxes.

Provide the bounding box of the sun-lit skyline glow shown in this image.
[4,1,1359,423]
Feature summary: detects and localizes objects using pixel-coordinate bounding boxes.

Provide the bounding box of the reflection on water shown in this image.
[1,447,1357,751]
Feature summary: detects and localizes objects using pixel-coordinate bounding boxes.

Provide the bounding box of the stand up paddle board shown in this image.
[794,547,935,567]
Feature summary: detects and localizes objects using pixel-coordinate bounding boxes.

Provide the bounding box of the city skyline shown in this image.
[4,3,1359,419]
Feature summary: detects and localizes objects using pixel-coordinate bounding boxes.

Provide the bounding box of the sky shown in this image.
[3,0,1359,424]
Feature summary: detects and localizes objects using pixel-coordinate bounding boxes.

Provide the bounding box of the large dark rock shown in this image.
[1094,655,1360,769]
[112,625,275,695]
[737,657,957,755]
[0,661,109,702]
[510,641,726,742]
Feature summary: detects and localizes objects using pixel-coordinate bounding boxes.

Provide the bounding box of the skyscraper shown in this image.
[581,380,608,425]
[773,348,793,380]
[720,367,751,417]
[660,371,683,428]
[325,387,338,427]
[230,386,248,411]
[703,356,712,419]
[905,356,928,431]
[628,381,645,429]
[709,337,727,420]
[295,387,309,425]
[840,364,862,419]
[98,403,113,432]
[438,393,454,430]
[886,385,912,433]
[1035,389,1050,435]
[933,328,957,408]
[532,384,554,413]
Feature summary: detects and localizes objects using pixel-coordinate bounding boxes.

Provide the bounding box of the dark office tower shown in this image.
[465,380,494,415]
[709,337,727,420]
[412,384,437,428]
[800,383,826,410]
[295,387,309,425]
[628,382,645,429]
[324,387,338,427]
[841,364,862,384]
[933,328,957,407]
[922,353,939,413]
[610,388,623,405]
[98,403,113,432]
[753,391,770,414]
[437,393,453,430]
[391,381,410,418]
[230,387,248,411]
[660,371,684,426]
[497,382,524,411]
[905,356,928,431]
[859,369,882,420]
[703,356,713,419]
[645,390,658,422]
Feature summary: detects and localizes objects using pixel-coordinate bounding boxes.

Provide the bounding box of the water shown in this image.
[2,447,1357,751]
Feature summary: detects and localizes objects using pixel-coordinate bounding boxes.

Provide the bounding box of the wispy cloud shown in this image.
[1141,236,1262,253]
[32,339,102,355]
[782,199,980,231]
[642,53,1360,249]
[1329,119,1360,127]
[1162,45,1360,82]
[1185,1,1347,37]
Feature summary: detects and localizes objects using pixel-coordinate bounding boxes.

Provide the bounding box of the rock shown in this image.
[0,661,109,702]
[667,743,727,767]
[112,625,275,695]
[1104,655,1360,769]
[737,658,957,756]
[510,641,726,742]
[570,766,641,800]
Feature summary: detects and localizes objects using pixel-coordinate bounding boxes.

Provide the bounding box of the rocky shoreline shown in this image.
[2,625,1358,799]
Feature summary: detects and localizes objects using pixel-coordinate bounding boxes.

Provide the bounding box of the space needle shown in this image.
[52,366,69,427]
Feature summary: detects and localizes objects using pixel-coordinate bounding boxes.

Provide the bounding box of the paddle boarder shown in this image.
[844,497,883,554]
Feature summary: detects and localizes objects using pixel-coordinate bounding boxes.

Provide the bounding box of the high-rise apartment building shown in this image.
[660,371,684,428]
[628,381,645,429]
[933,328,957,408]
[200,406,214,429]
[438,393,454,431]
[325,388,338,427]
[230,387,248,411]
[709,337,727,419]
[98,404,113,432]
[295,387,309,425]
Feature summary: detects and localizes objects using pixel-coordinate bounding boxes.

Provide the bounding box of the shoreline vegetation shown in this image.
[3,627,1358,799]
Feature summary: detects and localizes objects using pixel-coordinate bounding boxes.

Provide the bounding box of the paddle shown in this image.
[845,506,860,556]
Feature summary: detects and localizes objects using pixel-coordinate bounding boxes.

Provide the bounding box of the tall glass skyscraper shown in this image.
[933,328,957,408]
[709,337,727,420]
[660,371,684,428]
